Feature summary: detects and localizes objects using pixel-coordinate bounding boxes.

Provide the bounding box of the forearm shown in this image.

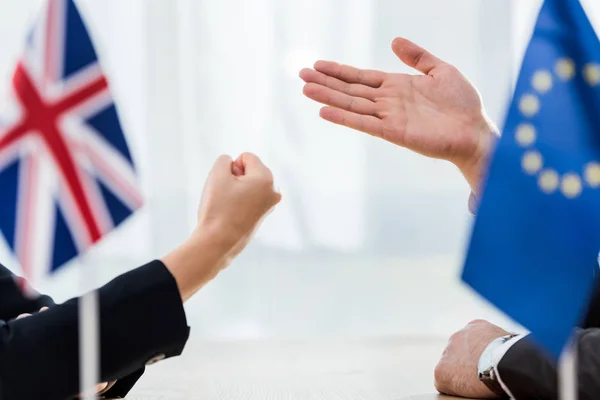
[497,330,600,400]
[161,227,233,303]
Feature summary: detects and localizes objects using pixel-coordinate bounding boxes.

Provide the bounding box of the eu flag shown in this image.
[462,0,600,358]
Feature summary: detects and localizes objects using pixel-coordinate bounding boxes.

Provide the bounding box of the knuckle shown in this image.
[342,81,351,94]
[448,330,462,342]
[356,69,364,84]
[214,154,232,168]
[433,361,450,391]
[326,75,338,90]
[448,64,460,73]
[467,319,488,326]
[347,96,355,112]
[443,64,461,77]
[259,168,274,185]
[412,51,425,68]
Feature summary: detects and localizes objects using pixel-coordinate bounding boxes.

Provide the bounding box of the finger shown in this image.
[39,307,49,312]
[391,37,445,75]
[319,107,383,137]
[77,383,110,399]
[96,382,109,394]
[299,68,376,100]
[231,159,244,177]
[16,313,31,319]
[303,83,379,116]
[235,153,272,178]
[313,61,385,88]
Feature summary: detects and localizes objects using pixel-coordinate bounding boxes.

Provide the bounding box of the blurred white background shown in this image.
[1,0,599,342]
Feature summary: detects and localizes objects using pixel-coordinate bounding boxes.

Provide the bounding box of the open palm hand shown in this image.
[300,37,497,191]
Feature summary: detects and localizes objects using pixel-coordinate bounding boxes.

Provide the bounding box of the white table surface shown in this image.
[123,337,476,400]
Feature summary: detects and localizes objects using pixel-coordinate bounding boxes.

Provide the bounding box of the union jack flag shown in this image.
[0,0,143,284]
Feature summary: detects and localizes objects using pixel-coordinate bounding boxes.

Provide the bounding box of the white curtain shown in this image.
[169,0,374,253]
[8,0,600,338]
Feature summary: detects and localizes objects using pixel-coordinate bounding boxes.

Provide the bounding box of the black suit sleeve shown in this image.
[0,264,55,319]
[0,260,190,400]
[497,330,600,400]
[497,279,600,400]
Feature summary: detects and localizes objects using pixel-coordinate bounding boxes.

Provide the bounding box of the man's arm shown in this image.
[434,285,600,400]
[497,330,600,400]
[493,279,600,400]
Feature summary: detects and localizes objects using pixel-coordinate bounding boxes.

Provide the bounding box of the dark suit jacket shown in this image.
[0,260,190,400]
[498,277,600,399]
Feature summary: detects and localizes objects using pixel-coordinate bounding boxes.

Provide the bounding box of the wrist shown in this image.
[478,333,520,398]
[457,122,499,197]
[161,228,233,302]
[190,221,240,257]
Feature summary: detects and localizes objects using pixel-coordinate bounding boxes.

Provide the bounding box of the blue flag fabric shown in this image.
[462,0,600,358]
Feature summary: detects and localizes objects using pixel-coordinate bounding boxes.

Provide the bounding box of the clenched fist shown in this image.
[162,153,281,302]
[196,152,282,257]
[434,320,510,399]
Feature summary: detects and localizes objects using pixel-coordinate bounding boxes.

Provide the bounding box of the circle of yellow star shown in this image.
[585,162,600,188]
[561,174,582,198]
[583,63,600,86]
[538,169,559,194]
[555,58,576,80]
[519,94,540,117]
[515,124,536,147]
[532,70,553,93]
[518,58,600,200]
[522,151,543,175]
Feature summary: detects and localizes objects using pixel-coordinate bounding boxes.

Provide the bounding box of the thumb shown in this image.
[392,37,445,75]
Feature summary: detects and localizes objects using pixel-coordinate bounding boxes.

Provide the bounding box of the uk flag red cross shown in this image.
[0,0,143,283]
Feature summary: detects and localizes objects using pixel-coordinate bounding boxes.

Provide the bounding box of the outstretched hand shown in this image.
[300,37,497,194]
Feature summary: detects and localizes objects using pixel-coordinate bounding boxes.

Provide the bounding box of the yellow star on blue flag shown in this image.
[462,0,600,358]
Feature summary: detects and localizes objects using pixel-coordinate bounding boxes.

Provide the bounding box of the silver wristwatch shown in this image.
[478,334,518,397]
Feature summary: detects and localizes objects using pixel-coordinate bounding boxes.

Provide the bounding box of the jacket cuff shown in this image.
[98,259,191,383]
[496,336,557,399]
[492,334,528,398]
